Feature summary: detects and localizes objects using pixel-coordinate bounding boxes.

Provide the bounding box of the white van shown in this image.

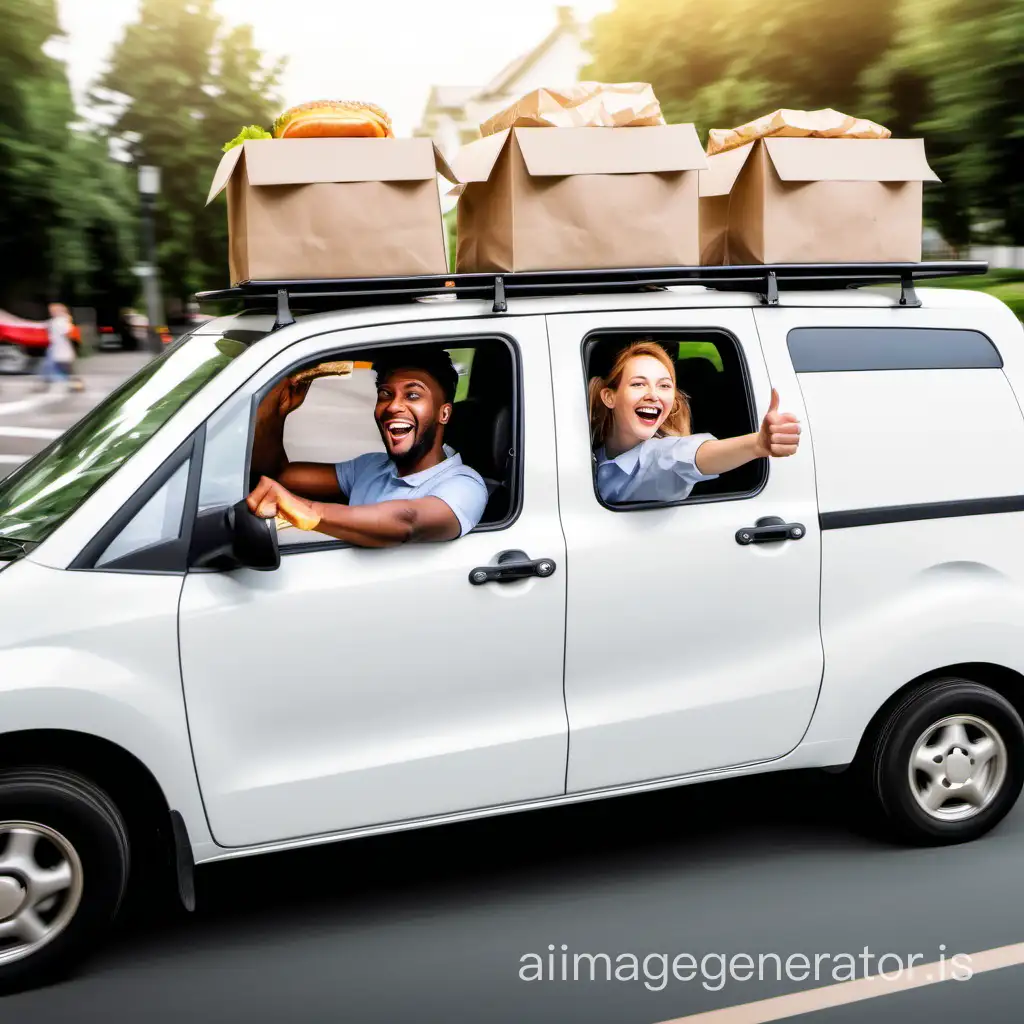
[0,262,1022,990]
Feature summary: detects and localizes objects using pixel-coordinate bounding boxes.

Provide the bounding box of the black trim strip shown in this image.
[820,495,1024,531]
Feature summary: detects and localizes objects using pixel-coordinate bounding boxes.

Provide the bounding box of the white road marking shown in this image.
[0,392,64,417]
[0,389,105,419]
[657,941,1024,1023]
[0,425,61,440]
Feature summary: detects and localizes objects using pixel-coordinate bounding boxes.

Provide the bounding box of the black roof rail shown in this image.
[195,261,989,325]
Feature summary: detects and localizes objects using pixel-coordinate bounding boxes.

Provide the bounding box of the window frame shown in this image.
[786,325,1003,373]
[581,326,768,514]
[68,329,526,571]
[238,332,525,557]
[69,429,205,574]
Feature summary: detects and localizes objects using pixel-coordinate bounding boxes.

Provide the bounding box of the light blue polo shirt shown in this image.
[335,444,488,536]
[595,434,719,504]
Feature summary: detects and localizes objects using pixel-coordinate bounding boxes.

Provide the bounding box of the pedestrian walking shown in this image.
[37,302,83,392]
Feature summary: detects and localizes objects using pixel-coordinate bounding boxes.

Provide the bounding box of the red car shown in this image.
[0,310,81,374]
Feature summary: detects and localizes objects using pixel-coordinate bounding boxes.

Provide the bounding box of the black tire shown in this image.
[863,677,1024,846]
[0,768,130,993]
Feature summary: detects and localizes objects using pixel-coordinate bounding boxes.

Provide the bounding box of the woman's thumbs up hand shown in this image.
[754,388,801,458]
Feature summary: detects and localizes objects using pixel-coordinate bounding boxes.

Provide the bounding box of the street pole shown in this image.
[138,165,165,355]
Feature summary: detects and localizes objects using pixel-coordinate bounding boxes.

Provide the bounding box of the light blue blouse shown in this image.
[595,434,719,504]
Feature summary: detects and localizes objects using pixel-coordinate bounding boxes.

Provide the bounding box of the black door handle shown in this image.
[469,549,557,585]
[735,516,806,546]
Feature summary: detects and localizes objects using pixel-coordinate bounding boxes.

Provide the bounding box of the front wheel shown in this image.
[0,769,130,993]
[865,678,1024,845]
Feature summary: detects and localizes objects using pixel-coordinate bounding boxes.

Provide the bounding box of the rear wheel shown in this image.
[0,768,130,993]
[864,678,1024,845]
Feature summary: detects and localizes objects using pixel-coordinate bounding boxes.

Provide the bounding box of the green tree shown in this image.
[584,0,896,139]
[585,0,1024,245]
[52,127,140,312]
[0,0,138,309]
[863,0,1024,246]
[94,0,285,304]
[0,0,70,301]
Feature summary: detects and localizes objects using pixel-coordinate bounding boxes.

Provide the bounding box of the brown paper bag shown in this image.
[455,82,703,274]
[479,82,665,136]
[707,107,891,156]
[699,106,937,265]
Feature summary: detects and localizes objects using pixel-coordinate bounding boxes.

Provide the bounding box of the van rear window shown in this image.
[787,328,1002,373]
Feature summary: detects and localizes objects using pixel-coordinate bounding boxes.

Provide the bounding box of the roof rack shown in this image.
[195,261,989,327]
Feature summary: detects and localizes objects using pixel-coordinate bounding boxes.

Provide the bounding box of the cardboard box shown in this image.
[698,137,940,265]
[206,138,456,283]
[452,125,707,273]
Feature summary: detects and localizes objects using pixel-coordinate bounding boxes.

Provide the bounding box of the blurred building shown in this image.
[414,5,591,162]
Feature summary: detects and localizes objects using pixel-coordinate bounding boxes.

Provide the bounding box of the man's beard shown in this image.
[390,421,438,470]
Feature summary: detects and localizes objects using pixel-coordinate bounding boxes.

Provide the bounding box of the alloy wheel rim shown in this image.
[908,714,1008,822]
[0,822,84,965]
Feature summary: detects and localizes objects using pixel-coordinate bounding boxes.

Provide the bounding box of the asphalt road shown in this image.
[0,351,152,478]
[3,354,1024,1022]
[2,770,1023,1023]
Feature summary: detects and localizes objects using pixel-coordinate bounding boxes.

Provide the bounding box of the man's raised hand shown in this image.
[276,374,314,418]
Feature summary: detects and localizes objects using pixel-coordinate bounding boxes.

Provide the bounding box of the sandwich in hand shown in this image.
[289,360,356,385]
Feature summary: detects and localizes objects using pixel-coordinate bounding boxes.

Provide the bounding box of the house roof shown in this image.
[428,85,480,111]
[419,5,585,119]
[478,5,582,99]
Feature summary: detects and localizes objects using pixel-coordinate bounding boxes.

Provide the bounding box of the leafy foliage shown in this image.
[0,0,137,308]
[585,0,894,137]
[584,0,1024,244]
[863,0,1024,245]
[94,0,285,301]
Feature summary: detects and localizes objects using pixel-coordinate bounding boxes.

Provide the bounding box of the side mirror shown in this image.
[190,499,280,571]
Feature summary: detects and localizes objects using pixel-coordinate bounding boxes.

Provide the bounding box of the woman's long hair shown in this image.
[588,340,691,448]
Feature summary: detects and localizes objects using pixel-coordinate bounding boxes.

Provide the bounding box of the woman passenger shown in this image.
[589,340,801,504]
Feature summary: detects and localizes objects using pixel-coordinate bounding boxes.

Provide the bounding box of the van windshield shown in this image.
[0,331,260,555]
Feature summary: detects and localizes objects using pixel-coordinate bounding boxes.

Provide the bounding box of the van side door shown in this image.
[177,316,568,848]
[547,308,823,792]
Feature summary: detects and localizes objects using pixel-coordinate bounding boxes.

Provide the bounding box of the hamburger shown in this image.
[272,100,393,139]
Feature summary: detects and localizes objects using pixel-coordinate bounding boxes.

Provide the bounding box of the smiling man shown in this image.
[246,346,487,547]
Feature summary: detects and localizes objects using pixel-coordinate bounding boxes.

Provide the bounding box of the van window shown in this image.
[790,326,1023,511]
[193,338,519,550]
[95,459,191,568]
[584,331,763,507]
[0,331,261,553]
[269,351,477,475]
